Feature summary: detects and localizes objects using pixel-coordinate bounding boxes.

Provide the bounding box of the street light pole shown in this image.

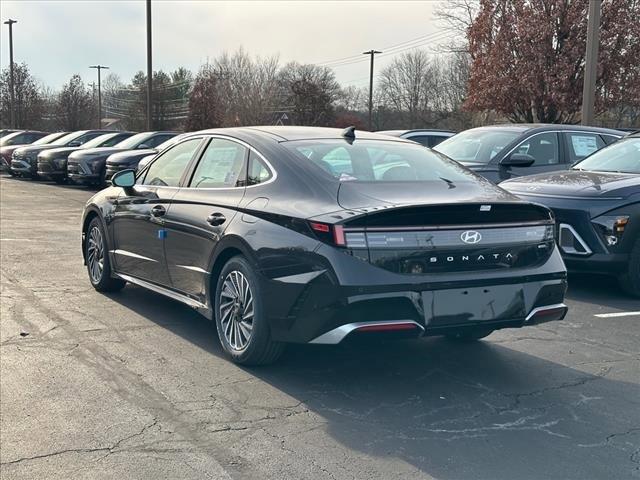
[89,65,109,129]
[146,0,153,130]
[363,49,381,131]
[4,19,17,128]
[581,0,601,126]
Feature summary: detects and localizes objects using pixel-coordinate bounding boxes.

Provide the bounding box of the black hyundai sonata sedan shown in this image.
[81,127,568,365]
[501,132,640,296]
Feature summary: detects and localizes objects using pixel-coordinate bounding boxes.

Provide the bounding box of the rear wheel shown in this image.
[85,218,126,292]
[53,176,66,184]
[445,329,494,342]
[214,256,284,365]
[619,238,640,298]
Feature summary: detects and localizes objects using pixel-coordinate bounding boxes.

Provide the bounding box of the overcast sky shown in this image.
[0,1,450,90]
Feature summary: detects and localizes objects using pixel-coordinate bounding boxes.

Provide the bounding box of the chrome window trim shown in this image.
[182,133,278,191]
[558,223,592,255]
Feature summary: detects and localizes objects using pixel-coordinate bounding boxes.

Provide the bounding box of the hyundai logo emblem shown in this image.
[461,230,482,244]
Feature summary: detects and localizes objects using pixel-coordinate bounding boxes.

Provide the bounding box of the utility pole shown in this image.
[146,0,153,130]
[581,0,601,126]
[363,49,381,131]
[89,65,109,129]
[4,19,17,128]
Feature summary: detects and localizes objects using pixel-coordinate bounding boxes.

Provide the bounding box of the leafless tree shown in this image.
[214,48,280,126]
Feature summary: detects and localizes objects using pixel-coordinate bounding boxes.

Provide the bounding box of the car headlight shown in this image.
[592,215,629,247]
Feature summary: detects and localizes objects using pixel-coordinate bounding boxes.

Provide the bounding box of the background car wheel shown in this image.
[445,329,494,342]
[214,255,284,365]
[619,238,640,298]
[85,217,126,292]
[53,176,66,184]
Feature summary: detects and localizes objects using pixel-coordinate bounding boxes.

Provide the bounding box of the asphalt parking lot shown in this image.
[1,174,639,480]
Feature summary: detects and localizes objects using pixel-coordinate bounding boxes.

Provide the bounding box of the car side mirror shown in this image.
[68,140,82,147]
[112,169,136,188]
[137,143,150,149]
[501,153,536,168]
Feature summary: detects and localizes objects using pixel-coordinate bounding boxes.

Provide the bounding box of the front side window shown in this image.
[189,138,247,188]
[515,132,560,165]
[141,138,201,187]
[564,132,605,163]
[285,139,477,183]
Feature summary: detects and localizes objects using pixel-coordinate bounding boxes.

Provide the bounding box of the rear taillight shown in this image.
[309,222,346,247]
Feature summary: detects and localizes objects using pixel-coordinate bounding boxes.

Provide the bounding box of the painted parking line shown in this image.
[594,311,640,318]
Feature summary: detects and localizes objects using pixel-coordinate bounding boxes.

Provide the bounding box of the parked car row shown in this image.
[2,128,179,186]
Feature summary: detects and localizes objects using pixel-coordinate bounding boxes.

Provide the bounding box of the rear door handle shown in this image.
[151,205,166,217]
[207,212,226,226]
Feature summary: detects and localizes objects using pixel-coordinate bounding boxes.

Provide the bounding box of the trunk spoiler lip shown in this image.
[307,201,554,225]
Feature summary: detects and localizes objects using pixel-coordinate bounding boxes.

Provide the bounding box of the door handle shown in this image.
[206,212,226,226]
[151,205,166,217]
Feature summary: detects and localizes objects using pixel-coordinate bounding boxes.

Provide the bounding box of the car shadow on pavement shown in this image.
[566,272,638,310]
[106,285,640,480]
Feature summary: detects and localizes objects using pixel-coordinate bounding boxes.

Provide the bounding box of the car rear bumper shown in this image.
[261,245,568,344]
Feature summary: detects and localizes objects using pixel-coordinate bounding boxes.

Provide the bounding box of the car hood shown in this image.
[501,170,640,199]
[106,149,157,165]
[337,178,519,210]
[14,145,59,155]
[0,145,26,155]
[38,146,81,158]
[72,147,127,159]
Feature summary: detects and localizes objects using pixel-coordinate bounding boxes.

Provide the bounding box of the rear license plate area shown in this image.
[422,285,526,327]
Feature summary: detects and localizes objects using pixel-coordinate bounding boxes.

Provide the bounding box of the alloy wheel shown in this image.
[219,270,254,350]
[87,226,104,284]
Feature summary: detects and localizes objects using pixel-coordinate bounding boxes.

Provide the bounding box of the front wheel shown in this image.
[85,218,126,292]
[619,238,640,298]
[445,329,494,342]
[214,256,284,365]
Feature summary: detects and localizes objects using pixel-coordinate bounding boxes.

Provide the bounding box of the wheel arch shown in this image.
[207,235,260,307]
[81,207,102,264]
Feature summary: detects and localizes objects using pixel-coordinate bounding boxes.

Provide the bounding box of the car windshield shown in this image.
[114,132,152,149]
[0,131,24,146]
[51,131,86,146]
[80,133,126,149]
[434,129,521,164]
[155,136,181,151]
[573,137,640,174]
[284,139,477,183]
[32,132,65,145]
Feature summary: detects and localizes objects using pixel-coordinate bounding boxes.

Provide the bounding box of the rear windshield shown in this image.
[434,129,521,164]
[284,139,477,183]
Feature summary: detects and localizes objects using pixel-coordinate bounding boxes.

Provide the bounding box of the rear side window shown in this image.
[564,133,605,163]
[246,151,272,186]
[189,138,247,188]
[514,132,560,165]
[141,138,201,187]
[601,134,620,145]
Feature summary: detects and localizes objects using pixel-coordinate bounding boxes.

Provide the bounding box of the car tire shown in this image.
[214,255,284,365]
[85,217,126,292]
[54,176,66,184]
[619,238,640,298]
[445,329,494,342]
